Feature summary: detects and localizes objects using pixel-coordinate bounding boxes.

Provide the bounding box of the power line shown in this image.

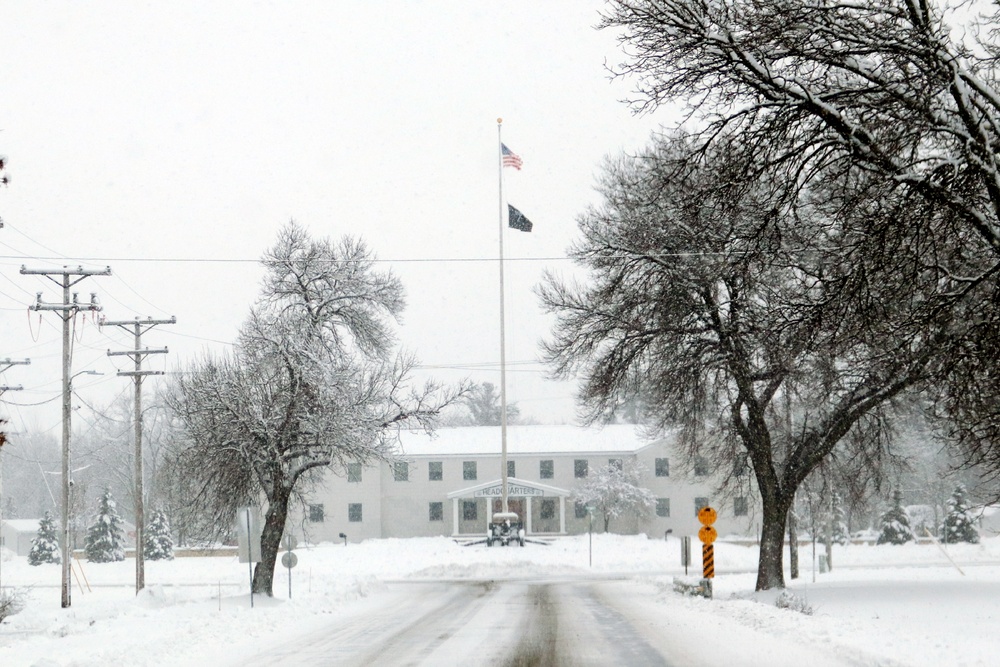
[0,249,755,265]
[0,253,576,264]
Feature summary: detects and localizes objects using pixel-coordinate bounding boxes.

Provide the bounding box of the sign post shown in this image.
[236,507,262,608]
[697,506,717,599]
[282,534,298,599]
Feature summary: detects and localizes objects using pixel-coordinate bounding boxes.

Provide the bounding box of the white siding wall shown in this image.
[292,435,759,544]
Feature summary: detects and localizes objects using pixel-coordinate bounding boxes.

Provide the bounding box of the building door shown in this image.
[492,498,524,522]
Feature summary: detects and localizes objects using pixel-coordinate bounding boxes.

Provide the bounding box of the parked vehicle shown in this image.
[487,512,524,547]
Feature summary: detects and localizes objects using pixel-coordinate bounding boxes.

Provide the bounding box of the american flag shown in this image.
[501,143,523,170]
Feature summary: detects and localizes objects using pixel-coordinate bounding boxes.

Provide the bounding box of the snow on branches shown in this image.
[85,487,127,563]
[877,489,916,546]
[144,508,175,560]
[943,484,980,544]
[571,460,656,532]
[171,223,466,596]
[28,510,61,566]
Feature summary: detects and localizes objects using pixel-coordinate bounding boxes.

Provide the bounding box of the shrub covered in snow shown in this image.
[144,508,174,560]
[28,510,61,565]
[942,484,979,544]
[877,489,915,545]
[774,590,814,615]
[0,587,24,622]
[85,487,126,563]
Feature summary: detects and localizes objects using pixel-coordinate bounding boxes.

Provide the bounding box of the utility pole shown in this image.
[0,357,29,590]
[21,265,110,608]
[103,316,175,594]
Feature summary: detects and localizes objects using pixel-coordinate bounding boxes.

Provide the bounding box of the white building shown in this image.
[292,425,758,544]
[1,519,39,557]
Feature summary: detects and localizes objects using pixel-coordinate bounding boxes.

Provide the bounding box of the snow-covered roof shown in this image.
[1,519,40,533]
[394,424,660,457]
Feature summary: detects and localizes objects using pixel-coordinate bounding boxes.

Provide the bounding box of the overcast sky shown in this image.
[0,2,672,435]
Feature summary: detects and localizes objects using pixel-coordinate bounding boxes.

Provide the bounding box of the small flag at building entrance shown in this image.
[502,143,523,170]
[508,205,533,232]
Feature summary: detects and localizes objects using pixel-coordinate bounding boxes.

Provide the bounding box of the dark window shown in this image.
[574,502,588,519]
[507,460,516,478]
[734,497,749,517]
[308,504,324,522]
[574,459,589,478]
[463,461,477,481]
[463,500,478,521]
[348,503,362,522]
[655,458,669,477]
[428,461,443,481]
[694,497,709,517]
[540,460,554,479]
[347,463,362,483]
[694,456,710,477]
[540,499,556,520]
[393,461,409,482]
[609,458,623,470]
[656,498,670,517]
[429,502,443,522]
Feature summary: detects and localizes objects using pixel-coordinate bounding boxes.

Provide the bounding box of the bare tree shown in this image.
[171,223,465,596]
[0,430,60,520]
[539,131,968,589]
[461,381,520,426]
[600,0,1000,493]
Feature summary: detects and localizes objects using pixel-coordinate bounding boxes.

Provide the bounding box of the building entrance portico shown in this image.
[446,477,570,536]
[492,498,525,520]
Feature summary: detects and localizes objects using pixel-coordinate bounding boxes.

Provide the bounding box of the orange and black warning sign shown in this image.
[698,505,717,579]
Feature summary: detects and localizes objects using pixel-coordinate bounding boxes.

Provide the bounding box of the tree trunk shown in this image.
[825,494,834,572]
[788,503,799,580]
[756,491,792,591]
[252,483,290,596]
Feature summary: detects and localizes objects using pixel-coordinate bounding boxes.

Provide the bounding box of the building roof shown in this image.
[2,519,40,533]
[394,424,659,457]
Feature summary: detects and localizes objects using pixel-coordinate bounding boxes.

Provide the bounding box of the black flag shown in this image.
[508,204,533,232]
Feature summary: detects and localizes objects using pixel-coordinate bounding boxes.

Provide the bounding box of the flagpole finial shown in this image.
[497,117,503,124]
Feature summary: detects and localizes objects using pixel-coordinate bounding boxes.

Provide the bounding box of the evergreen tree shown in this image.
[84,487,126,563]
[876,489,915,545]
[28,510,61,565]
[828,493,850,546]
[942,484,980,544]
[143,508,174,560]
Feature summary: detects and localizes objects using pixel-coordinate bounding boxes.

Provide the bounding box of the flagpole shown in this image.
[497,118,509,518]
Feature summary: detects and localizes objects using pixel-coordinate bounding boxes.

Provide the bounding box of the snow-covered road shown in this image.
[236,577,862,667]
[7,536,1000,666]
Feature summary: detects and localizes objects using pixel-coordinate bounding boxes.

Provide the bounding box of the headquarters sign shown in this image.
[475,484,545,498]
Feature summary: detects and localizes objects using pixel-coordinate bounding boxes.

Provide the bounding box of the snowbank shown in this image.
[1,534,998,666]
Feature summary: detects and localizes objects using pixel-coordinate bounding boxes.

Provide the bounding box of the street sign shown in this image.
[697,506,717,526]
[235,507,262,563]
[703,544,715,579]
[284,534,298,552]
[697,505,717,585]
[281,551,298,569]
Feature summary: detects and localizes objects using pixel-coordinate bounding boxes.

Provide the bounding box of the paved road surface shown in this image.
[241,577,862,666]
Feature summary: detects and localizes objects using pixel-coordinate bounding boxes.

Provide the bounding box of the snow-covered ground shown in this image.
[2,535,999,666]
